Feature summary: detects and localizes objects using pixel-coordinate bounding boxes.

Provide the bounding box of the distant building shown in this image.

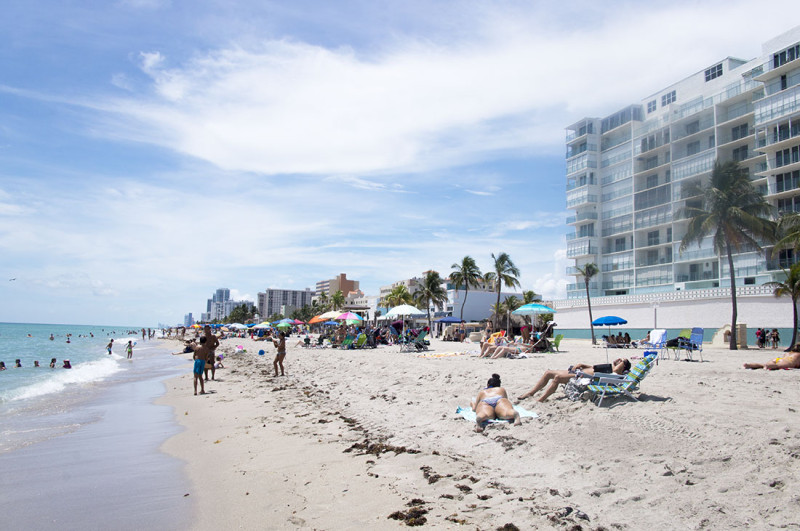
[378,276,422,308]
[183,313,194,327]
[315,273,359,298]
[258,288,314,318]
[210,300,254,321]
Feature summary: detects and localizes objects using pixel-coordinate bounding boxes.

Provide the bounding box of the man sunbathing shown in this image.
[517,358,631,402]
[744,345,800,370]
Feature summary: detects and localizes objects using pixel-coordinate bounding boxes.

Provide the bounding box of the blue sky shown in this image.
[1,0,797,326]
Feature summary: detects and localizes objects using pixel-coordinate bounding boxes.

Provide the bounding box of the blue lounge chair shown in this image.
[681,327,704,362]
[581,351,658,406]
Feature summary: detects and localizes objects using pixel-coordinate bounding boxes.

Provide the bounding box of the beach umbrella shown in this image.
[385,304,425,318]
[323,320,339,326]
[336,312,363,321]
[292,319,305,325]
[319,310,341,319]
[278,318,294,324]
[512,303,557,315]
[253,322,272,329]
[434,316,464,323]
[308,315,326,325]
[275,322,292,328]
[592,316,628,362]
[229,323,247,329]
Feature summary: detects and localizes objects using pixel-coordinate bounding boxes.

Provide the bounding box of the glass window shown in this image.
[704,64,723,82]
[661,90,676,107]
[647,100,657,113]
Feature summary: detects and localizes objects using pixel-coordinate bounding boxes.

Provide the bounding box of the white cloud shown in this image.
[111,73,134,91]
[93,2,798,178]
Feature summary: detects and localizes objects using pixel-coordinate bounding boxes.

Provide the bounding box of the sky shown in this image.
[1,0,798,326]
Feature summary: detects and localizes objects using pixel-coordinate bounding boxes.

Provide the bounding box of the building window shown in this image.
[773,43,800,68]
[731,123,749,141]
[704,63,723,82]
[647,100,657,113]
[687,141,700,156]
[646,174,658,188]
[661,90,676,107]
[647,231,660,246]
[732,145,748,162]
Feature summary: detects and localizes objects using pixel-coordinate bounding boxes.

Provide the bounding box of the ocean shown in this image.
[0,322,193,529]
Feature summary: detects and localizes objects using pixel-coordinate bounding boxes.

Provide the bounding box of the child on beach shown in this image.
[126,341,133,359]
[192,337,210,395]
[106,339,113,355]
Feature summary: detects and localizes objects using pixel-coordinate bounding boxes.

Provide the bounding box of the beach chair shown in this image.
[412,330,429,351]
[339,335,355,349]
[641,329,666,361]
[665,329,691,360]
[487,331,506,344]
[552,334,564,352]
[681,327,704,362]
[353,333,367,349]
[581,351,658,406]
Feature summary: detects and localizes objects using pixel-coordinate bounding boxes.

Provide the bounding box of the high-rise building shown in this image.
[565,27,800,300]
[258,288,314,318]
[315,274,359,298]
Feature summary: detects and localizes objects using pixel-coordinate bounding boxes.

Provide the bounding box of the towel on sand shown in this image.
[456,405,539,423]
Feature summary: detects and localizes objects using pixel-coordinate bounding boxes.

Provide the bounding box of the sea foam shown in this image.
[4,357,123,402]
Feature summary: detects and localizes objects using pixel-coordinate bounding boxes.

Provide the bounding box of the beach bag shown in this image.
[564,377,592,401]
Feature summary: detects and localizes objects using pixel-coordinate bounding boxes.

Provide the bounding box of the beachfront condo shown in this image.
[565,27,800,301]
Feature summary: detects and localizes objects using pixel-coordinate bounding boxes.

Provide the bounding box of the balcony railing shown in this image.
[566,212,599,224]
[672,150,716,181]
[566,193,598,209]
[566,245,598,258]
[565,232,595,241]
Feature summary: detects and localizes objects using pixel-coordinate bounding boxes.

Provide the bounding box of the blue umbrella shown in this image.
[323,320,340,326]
[592,316,628,362]
[512,303,557,315]
[592,316,627,326]
[434,316,464,323]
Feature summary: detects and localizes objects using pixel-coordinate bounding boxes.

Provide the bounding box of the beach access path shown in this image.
[158,335,800,530]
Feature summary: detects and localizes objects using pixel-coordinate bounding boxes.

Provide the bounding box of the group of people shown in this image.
[183,325,286,396]
[477,326,553,359]
[471,358,633,432]
[0,358,71,369]
[106,339,135,359]
[755,328,781,349]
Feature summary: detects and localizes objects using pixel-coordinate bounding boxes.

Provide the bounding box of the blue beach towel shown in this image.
[456,405,539,424]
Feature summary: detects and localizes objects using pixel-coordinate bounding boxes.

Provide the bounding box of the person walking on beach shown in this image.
[126,340,133,359]
[203,325,220,381]
[272,331,286,376]
[106,338,114,355]
[192,337,210,395]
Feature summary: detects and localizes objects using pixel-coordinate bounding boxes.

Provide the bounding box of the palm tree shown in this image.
[764,263,800,349]
[679,160,776,350]
[450,256,483,323]
[414,271,448,331]
[330,290,345,311]
[522,290,539,304]
[490,302,506,331]
[774,212,800,252]
[576,263,599,345]
[316,292,330,312]
[385,284,414,308]
[503,295,521,338]
[485,252,521,330]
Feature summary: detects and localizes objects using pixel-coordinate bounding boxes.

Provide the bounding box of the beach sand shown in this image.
[158,336,800,529]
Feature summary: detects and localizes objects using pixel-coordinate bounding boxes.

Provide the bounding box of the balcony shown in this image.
[566,244,599,258]
[636,257,673,267]
[754,84,800,126]
[566,212,599,225]
[672,150,716,182]
[566,143,597,159]
[566,192,598,209]
[566,282,598,292]
[566,231,596,241]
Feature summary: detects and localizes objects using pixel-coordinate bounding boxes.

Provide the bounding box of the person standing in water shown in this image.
[126,340,133,359]
[106,339,114,355]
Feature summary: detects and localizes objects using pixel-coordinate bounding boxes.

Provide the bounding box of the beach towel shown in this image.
[455,405,539,424]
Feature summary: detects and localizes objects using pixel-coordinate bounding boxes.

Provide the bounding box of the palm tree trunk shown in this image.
[726,241,738,350]
[426,300,432,332]
[495,289,501,331]
[585,279,596,345]
[460,287,468,322]
[792,296,798,348]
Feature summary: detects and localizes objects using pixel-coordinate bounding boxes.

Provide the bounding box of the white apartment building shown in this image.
[257,288,314,318]
[565,27,800,301]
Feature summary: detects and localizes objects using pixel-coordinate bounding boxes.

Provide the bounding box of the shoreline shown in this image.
[158,335,800,529]
[0,341,192,530]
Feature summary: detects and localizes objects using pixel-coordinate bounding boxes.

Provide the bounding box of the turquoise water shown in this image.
[0,322,151,403]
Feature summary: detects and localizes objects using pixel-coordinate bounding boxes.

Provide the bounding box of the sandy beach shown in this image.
[158,335,800,530]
